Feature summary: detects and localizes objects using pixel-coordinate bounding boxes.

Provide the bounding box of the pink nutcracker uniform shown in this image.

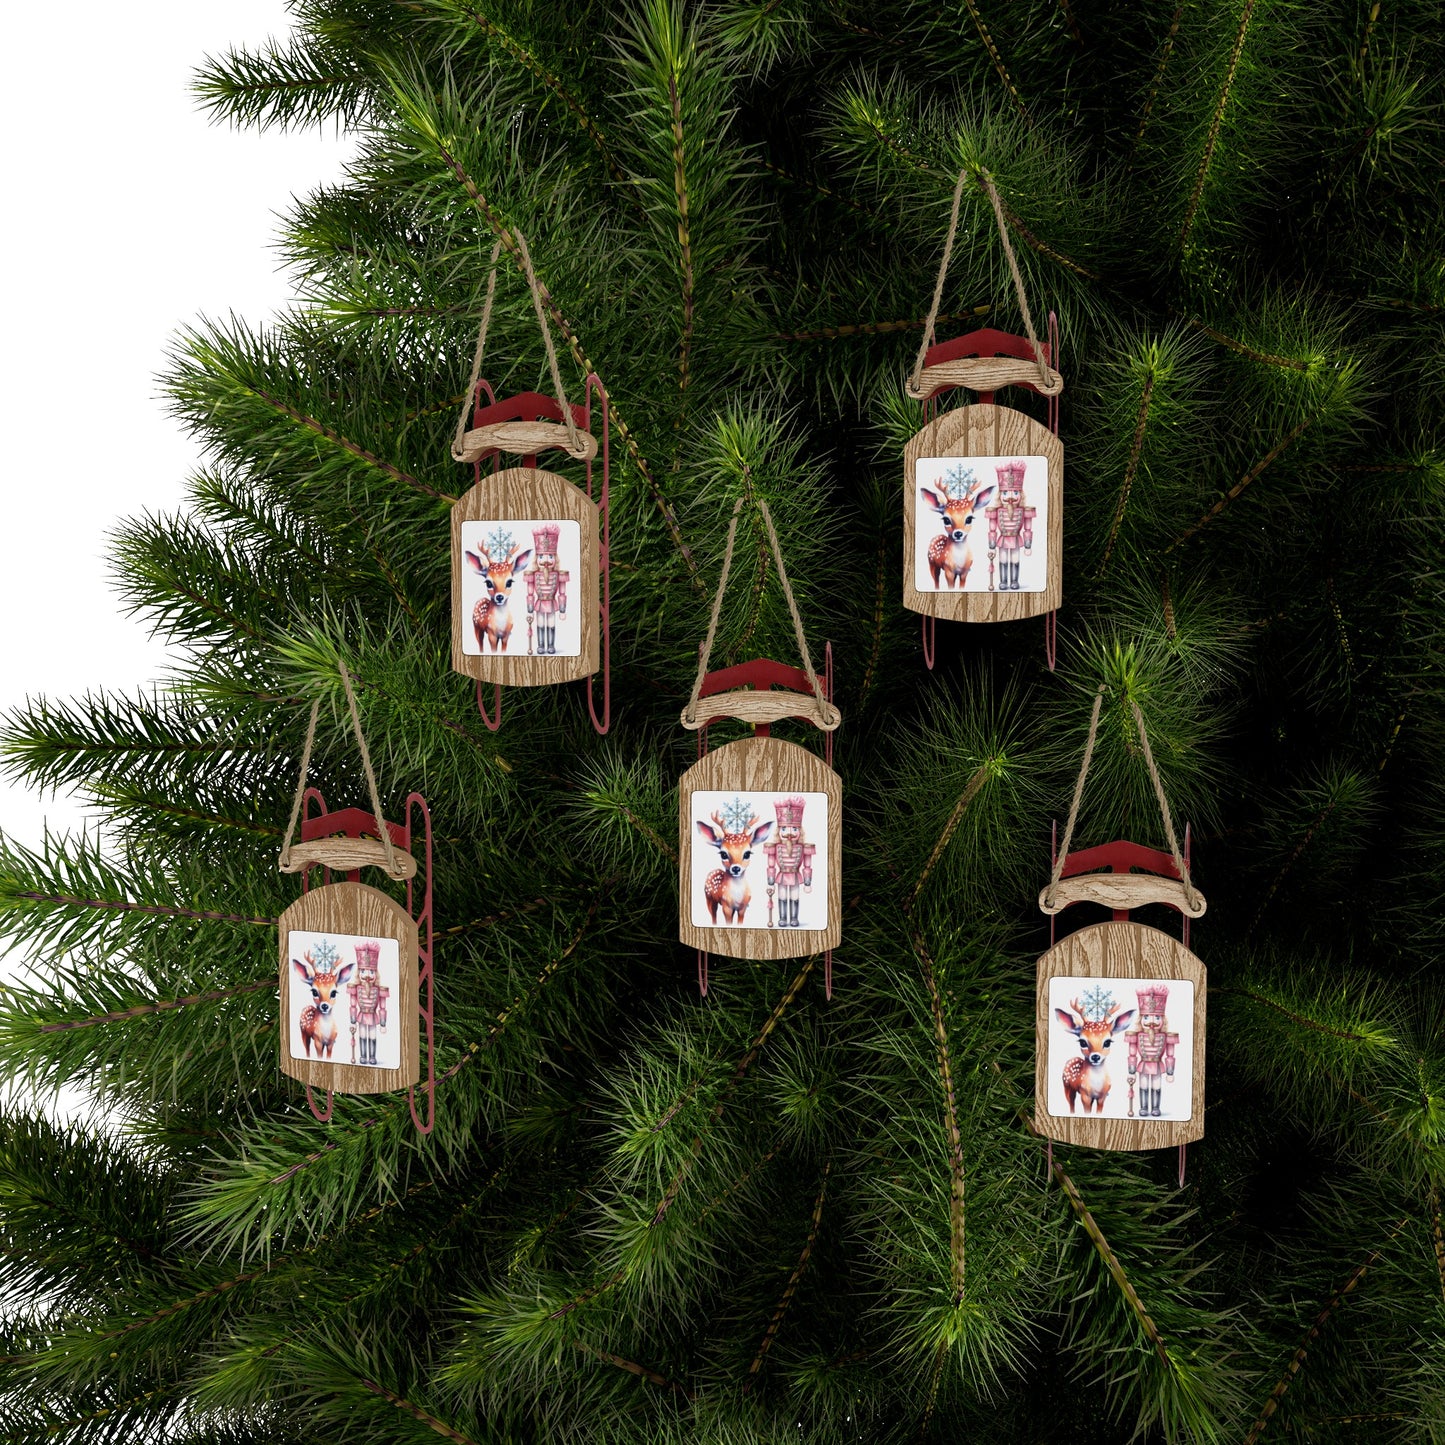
[526,524,569,655]
[347,940,390,1066]
[986,460,1036,592]
[765,796,815,929]
[1126,984,1178,1118]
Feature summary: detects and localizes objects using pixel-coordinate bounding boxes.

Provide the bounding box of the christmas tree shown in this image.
[2,1,1442,1440]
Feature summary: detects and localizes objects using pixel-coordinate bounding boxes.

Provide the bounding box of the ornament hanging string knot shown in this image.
[1041,685,1204,916]
[278,659,416,881]
[451,229,595,464]
[681,496,841,733]
[905,167,1064,401]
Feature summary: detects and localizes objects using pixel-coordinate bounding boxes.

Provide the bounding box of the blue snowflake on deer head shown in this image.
[307,938,340,969]
[719,796,756,834]
[1079,985,1116,1023]
[485,526,517,560]
[939,464,979,501]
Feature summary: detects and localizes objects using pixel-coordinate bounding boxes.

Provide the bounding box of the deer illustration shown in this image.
[1055,992,1135,1114]
[466,527,533,654]
[293,948,355,1060]
[920,468,996,589]
[697,800,774,925]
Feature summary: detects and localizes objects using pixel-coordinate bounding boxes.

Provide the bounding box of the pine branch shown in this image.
[359,1379,481,1445]
[908,765,992,909]
[441,2,630,185]
[1243,1219,1410,1444]
[34,979,274,1033]
[911,931,966,1302]
[744,1160,829,1385]
[1166,412,1316,551]
[575,1341,695,1400]
[669,73,696,395]
[1051,1158,1171,1367]
[959,0,1030,126]
[1179,0,1263,253]
[1098,372,1156,577]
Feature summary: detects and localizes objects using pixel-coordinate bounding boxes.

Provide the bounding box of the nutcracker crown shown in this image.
[995,460,1027,492]
[1135,984,1169,1016]
[773,796,807,829]
[532,523,561,555]
[353,940,381,971]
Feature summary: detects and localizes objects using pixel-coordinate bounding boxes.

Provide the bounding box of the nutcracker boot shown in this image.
[1010,560,1021,590]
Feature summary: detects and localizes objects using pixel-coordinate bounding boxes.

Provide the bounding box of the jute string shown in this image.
[905,167,1063,400]
[1043,686,1200,912]
[683,497,841,732]
[450,229,590,462]
[278,659,409,880]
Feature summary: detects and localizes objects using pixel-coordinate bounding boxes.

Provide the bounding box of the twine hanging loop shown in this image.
[681,497,841,733]
[451,229,595,464]
[1041,685,1203,916]
[905,167,1064,401]
[278,660,416,881]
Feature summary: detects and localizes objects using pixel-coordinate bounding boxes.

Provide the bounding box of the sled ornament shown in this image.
[276,666,436,1135]
[903,169,1063,667]
[679,499,842,996]
[1034,689,1205,1162]
[1034,921,1205,1152]
[448,230,611,734]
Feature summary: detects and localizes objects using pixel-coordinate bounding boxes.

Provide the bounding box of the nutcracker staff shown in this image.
[526,524,569,656]
[1126,984,1178,1118]
[986,460,1036,592]
[765,797,815,929]
[347,940,389,1066]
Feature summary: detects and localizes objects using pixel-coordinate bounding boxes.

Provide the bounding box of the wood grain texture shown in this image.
[279,838,417,880]
[450,465,600,686]
[1034,921,1205,1150]
[1038,873,1207,917]
[278,882,419,1096]
[903,403,1063,623]
[678,736,842,961]
[678,689,839,731]
[913,356,1062,400]
[455,421,598,464]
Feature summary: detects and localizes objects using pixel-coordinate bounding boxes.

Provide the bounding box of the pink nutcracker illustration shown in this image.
[986,460,1035,592]
[526,523,569,655]
[347,940,390,1066]
[1126,984,1178,1118]
[765,796,815,929]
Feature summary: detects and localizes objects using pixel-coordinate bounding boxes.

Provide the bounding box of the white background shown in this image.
[913,454,1049,593]
[1045,977,1195,1121]
[460,519,583,656]
[0,5,354,1113]
[689,791,830,931]
[287,931,400,1069]
[0,4,354,854]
